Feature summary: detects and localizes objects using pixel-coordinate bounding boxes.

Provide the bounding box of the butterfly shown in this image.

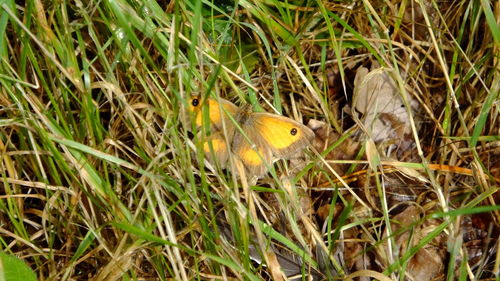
[189,96,314,178]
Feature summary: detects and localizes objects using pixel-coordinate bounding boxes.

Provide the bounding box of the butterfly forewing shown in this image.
[189,97,239,130]
[250,113,314,158]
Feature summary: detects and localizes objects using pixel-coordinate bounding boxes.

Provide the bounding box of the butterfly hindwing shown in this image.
[231,125,273,177]
[203,132,230,166]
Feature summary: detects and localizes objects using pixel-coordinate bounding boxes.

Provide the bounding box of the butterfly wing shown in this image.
[248,113,314,158]
[189,97,240,170]
[200,122,273,177]
[202,131,231,168]
[231,129,273,177]
[189,97,239,130]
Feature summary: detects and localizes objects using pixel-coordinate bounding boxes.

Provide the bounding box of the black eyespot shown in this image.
[191,98,199,107]
[290,128,298,136]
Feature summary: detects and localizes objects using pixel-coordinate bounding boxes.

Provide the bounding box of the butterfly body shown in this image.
[189,97,314,177]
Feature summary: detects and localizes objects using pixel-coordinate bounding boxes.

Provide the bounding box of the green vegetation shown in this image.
[0,0,498,280]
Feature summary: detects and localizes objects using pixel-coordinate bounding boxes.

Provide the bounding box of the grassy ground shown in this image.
[0,0,499,280]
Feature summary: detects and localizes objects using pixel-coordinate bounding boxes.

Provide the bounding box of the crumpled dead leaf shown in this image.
[379,205,445,281]
[352,66,420,155]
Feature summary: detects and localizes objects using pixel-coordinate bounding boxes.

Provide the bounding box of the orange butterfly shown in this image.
[189,96,314,177]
